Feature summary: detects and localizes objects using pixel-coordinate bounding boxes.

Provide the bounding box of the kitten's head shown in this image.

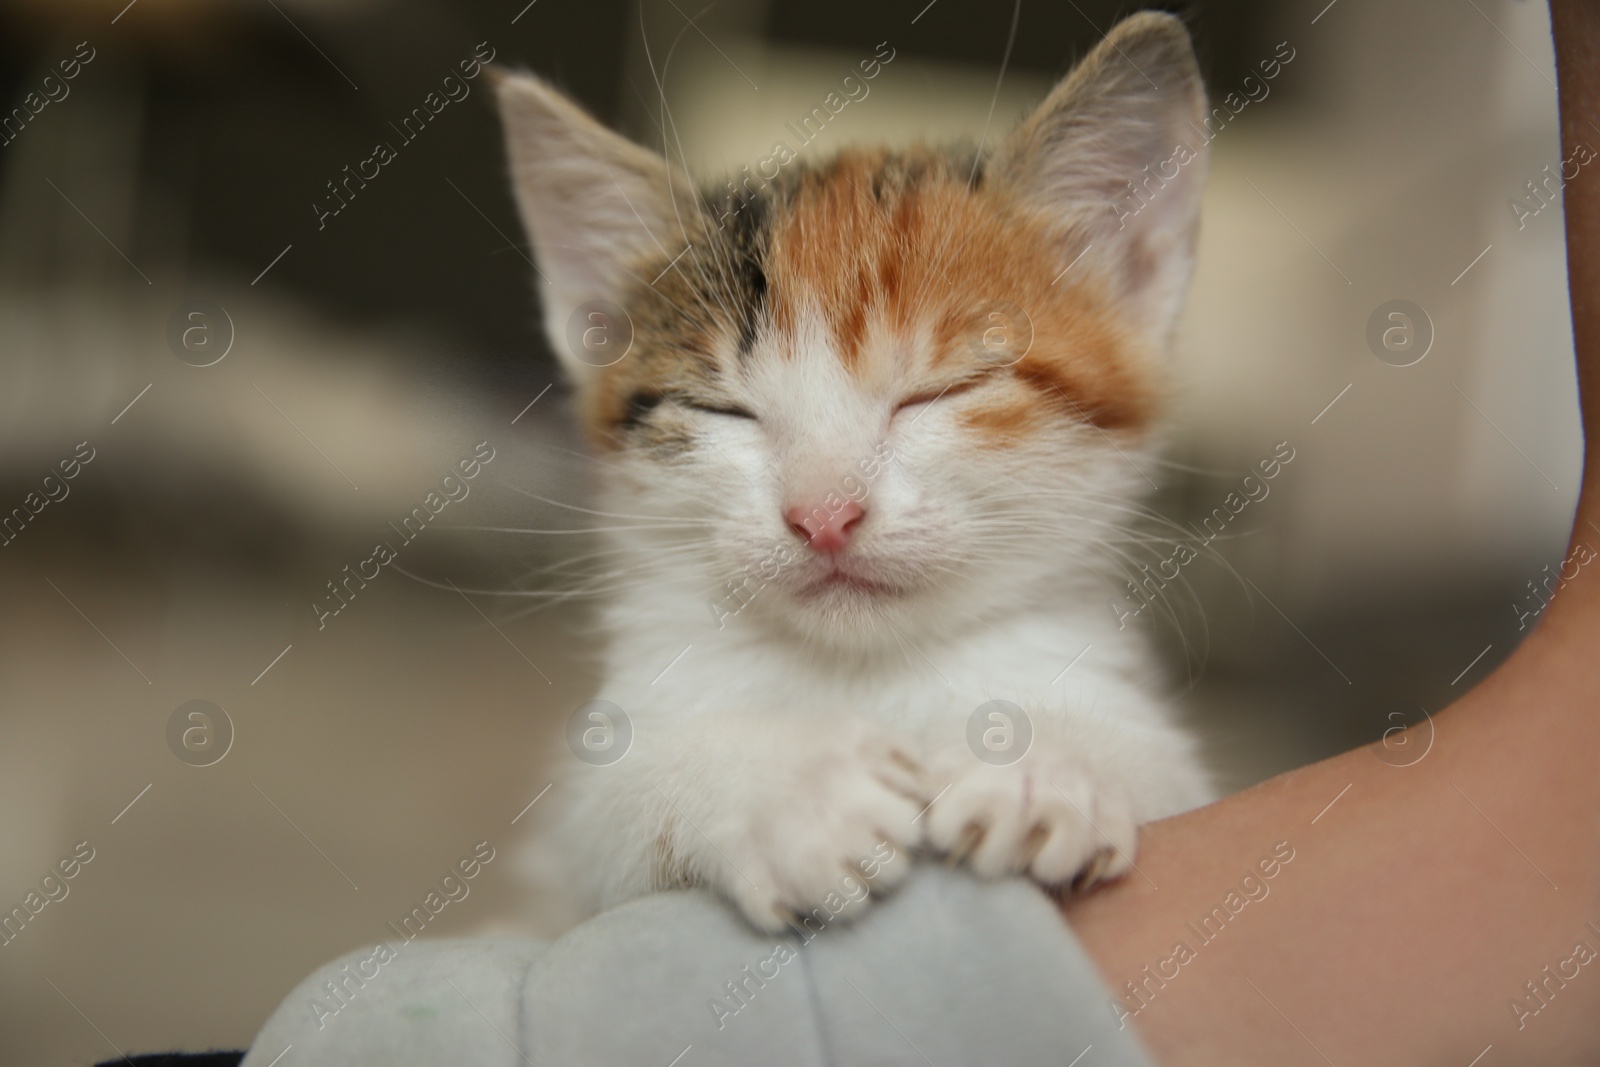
[493,13,1207,650]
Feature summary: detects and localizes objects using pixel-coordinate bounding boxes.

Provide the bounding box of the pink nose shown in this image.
[785,500,865,553]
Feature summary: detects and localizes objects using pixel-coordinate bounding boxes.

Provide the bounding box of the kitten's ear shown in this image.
[993,12,1208,345]
[492,71,694,383]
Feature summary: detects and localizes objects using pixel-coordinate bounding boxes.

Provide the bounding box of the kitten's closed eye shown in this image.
[620,390,757,427]
[619,390,664,428]
[892,377,984,416]
[684,401,758,420]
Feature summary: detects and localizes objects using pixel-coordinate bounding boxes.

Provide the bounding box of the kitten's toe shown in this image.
[925,773,1031,877]
[725,864,796,933]
[968,806,1038,877]
[1029,815,1099,883]
[1033,775,1137,889]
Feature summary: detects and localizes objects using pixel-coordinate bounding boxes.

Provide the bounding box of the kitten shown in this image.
[493,11,1214,932]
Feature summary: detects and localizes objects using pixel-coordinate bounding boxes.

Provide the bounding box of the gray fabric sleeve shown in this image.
[240,867,1155,1067]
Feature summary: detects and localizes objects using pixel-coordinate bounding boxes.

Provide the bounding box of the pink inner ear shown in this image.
[989,16,1208,343]
[494,72,695,384]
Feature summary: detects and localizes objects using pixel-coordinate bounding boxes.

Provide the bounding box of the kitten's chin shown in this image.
[778,567,927,647]
[795,570,903,600]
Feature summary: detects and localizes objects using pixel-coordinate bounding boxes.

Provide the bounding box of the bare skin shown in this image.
[1063,3,1600,1064]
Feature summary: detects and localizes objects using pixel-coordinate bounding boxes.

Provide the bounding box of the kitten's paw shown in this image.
[925,749,1138,890]
[692,720,927,932]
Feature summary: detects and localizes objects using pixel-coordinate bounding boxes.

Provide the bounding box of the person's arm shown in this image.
[1062,4,1600,1063]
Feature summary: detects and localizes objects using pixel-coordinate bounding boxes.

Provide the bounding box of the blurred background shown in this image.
[0,0,1582,1061]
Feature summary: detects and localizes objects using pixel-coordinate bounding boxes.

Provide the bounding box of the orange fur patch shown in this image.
[764,148,1157,438]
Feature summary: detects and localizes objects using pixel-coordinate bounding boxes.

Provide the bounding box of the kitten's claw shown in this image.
[946,821,986,867]
[1018,823,1052,868]
[1072,845,1130,892]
